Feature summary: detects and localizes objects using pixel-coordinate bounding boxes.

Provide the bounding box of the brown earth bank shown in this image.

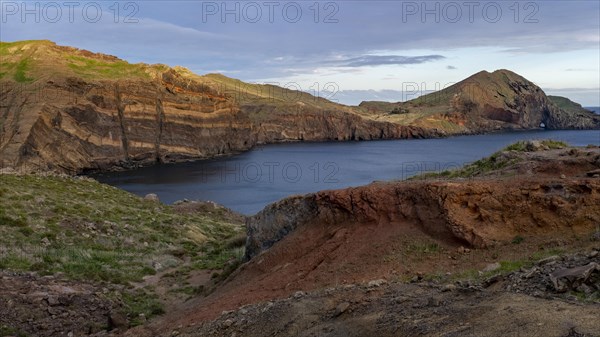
[116,144,600,337]
[2,41,599,174]
[0,271,124,336]
[177,248,600,337]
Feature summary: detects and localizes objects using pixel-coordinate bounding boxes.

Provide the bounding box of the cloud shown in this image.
[1,1,598,87]
[447,65,457,70]
[328,55,445,68]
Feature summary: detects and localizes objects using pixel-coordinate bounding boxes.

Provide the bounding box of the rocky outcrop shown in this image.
[247,179,600,259]
[0,271,120,337]
[1,73,255,173]
[246,147,600,259]
[543,103,600,129]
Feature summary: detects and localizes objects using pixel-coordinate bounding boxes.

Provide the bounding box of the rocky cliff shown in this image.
[245,104,432,143]
[0,41,441,173]
[1,72,257,172]
[0,40,436,173]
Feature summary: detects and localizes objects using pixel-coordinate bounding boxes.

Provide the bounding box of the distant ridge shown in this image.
[360,69,600,132]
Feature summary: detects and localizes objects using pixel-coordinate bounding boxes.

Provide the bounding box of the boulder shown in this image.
[144,193,160,203]
[549,262,600,292]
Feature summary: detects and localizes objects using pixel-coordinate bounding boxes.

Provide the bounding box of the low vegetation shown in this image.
[0,40,152,82]
[412,139,568,179]
[503,139,567,152]
[66,55,150,80]
[548,95,594,114]
[0,173,246,323]
[14,59,33,83]
[0,324,27,337]
[452,247,567,282]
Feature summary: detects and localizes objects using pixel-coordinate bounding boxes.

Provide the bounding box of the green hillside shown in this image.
[548,95,594,114]
[0,173,245,323]
[0,40,163,82]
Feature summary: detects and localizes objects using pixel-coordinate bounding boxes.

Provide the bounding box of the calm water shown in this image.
[92,130,600,215]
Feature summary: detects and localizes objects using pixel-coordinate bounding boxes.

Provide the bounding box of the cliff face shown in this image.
[360,70,600,132]
[0,76,436,173]
[243,104,436,143]
[0,41,435,173]
[546,95,600,129]
[1,72,256,172]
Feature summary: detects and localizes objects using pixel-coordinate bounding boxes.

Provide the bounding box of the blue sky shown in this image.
[1,0,599,105]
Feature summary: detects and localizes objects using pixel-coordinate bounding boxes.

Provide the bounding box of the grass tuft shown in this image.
[0,324,27,337]
[14,59,33,83]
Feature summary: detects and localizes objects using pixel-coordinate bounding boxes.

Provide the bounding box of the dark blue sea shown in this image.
[92,130,600,215]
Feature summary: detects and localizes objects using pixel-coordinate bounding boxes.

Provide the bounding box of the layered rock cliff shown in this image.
[1,41,598,173]
[1,70,256,172]
[0,40,435,173]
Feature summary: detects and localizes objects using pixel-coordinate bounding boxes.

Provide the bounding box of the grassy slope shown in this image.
[200,73,350,108]
[0,173,245,323]
[548,95,594,114]
[0,40,353,108]
[0,40,157,82]
[411,139,568,180]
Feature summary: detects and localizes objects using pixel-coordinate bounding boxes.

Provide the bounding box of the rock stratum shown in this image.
[1,40,599,173]
[0,40,436,173]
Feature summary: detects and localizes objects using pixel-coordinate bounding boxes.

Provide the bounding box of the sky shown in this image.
[1,0,599,106]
